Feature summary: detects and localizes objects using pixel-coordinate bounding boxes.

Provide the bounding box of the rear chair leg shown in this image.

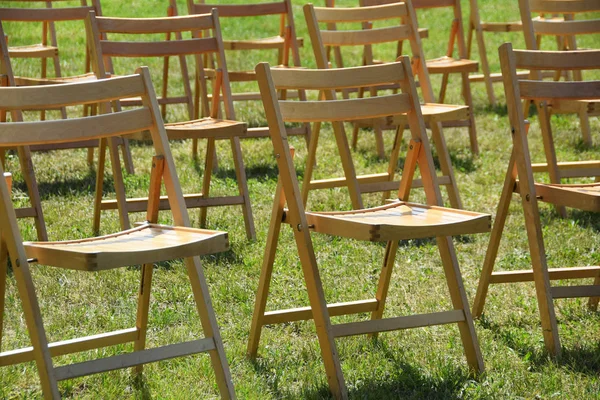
[369,241,399,339]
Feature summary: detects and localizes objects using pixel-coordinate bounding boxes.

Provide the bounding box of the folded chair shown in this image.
[303,2,468,209]
[0,69,235,398]
[410,0,479,154]
[248,60,489,399]
[0,4,135,174]
[186,0,310,142]
[519,0,600,147]
[472,43,600,356]
[86,10,256,240]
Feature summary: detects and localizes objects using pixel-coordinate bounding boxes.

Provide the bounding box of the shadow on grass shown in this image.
[539,208,600,233]
[14,172,115,200]
[479,315,600,376]
[191,157,295,182]
[251,339,475,399]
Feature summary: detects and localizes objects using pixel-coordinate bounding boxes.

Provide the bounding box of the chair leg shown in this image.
[472,153,516,318]
[199,138,215,229]
[430,122,463,209]
[351,123,360,151]
[133,263,154,374]
[230,137,256,240]
[461,72,479,155]
[437,236,484,373]
[120,139,135,175]
[184,256,236,399]
[16,146,47,241]
[93,139,108,235]
[247,179,286,357]
[578,109,592,147]
[369,241,399,339]
[0,238,7,352]
[301,122,321,207]
[588,273,600,311]
[86,148,95,169]
[439,73,449,104]
[292,231,347,399]
[12,258,60,398]
[374,125,385,160]
[382,125,404,202]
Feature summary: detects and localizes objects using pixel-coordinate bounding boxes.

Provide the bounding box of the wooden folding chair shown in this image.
[409,0,479,154]
[472,43,600,356]
[185,0,310,142]
[0,4,135,174]
[86,10,256,240]
[303,2,467,209]
[519,0,600,147]
[0,69,235,399]
[248,59,489,399]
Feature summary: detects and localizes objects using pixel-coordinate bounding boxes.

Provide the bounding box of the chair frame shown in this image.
[248,59,487,399]
[471,43,600,356]
[0,67,235,399]
[303,2,465,210]
[86,9,256,240]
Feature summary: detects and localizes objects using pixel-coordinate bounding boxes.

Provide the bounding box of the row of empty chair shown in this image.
[0,0,598,399]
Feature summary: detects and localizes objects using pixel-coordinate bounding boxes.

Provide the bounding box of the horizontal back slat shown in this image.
[313,3,407,22]
[100,38,218,57]
[519,80,600,100]
[95,15,214,34]
[0,6,92,21]
[513,49,600,70]
[321,26,411,47]
[361,0,401,7]
[270,63,405,90]
[192,2,287,17]
[533,19,600,35]
[529,0,600,13]
[0,75,145,109]
[0,108,153,146]
[279,94,412,122]
[410,0,455,9]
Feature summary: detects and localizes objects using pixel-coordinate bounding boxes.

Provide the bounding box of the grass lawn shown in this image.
[1,0,599,398]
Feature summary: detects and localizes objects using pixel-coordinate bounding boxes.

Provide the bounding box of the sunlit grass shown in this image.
[0,0,599,398]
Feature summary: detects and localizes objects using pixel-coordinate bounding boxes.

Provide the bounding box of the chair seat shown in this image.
[426,56,479,74]
[394,103,470,124]
[550,99,599,116]
[164,118,248,140]
[8,43,57,58]
[524,182,600,212]
[24,223,229,271]
[13,72,98,86]
[223,36,303,50]
[304,201,491,242]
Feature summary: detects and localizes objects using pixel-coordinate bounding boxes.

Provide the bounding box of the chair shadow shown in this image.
[251,339,476,399]
[478,315,600,376]
[539,208,600,233]
[13,172,114,201]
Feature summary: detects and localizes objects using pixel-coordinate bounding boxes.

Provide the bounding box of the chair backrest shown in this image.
[304,2,439,105]
[257,59,446,210]
[521,0,600,51]
[86,9,234,122]
[499,42,600,187]
[188,0,302,69]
